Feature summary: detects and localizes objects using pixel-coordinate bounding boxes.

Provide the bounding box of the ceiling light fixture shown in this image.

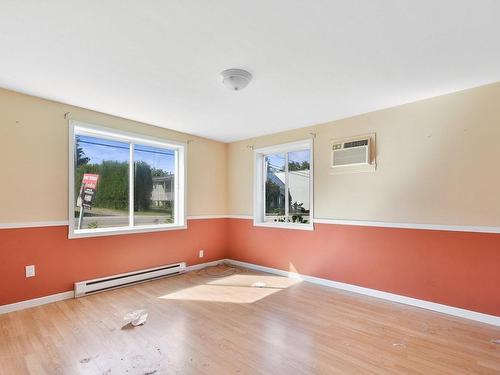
[220,69,252,91]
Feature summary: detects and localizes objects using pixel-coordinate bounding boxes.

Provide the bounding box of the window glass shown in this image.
[71,124,186,237]
[255,141,312,229]
[265,153,286,222]
[74,135,129,230]
[287,150,311,224]
[134,144,176,226]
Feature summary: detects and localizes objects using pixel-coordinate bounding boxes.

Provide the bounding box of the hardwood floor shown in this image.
[1,266,499,374]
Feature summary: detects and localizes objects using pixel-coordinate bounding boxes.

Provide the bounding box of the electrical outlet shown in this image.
[25,265,35,278]
[199,250,204,258]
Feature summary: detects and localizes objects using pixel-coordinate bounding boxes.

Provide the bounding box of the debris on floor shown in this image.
[392,342,406,349]
[251,281,266,288]
[80,354,99,364]
[196,263,240,277]
[491,338,500,345]
[123,309,148,326]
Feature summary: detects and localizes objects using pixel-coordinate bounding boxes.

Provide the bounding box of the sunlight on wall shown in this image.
[158,274,301,303]
[288,262,299,274]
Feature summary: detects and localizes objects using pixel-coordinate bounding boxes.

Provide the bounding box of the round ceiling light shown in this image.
[220,69,252,91]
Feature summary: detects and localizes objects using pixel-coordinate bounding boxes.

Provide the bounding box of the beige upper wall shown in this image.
[228,82,500,226]
[0,88,227,222]
[2,82,500,226]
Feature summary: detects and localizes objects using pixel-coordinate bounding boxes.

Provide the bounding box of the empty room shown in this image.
[1,1,500,374]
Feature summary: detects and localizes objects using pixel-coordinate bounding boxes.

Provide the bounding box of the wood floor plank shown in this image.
[0,267,499,374]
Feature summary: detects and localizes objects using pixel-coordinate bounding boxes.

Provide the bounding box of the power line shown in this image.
[79,139,129,151]
[78,140,175,156]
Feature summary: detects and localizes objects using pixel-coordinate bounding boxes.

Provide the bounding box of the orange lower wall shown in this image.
[2,217,500,318]
[0,219,227,306]
[227,219,500,317]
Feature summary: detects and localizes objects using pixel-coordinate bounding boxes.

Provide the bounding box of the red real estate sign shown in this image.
[82,173,99,189]
[80,173,99,210]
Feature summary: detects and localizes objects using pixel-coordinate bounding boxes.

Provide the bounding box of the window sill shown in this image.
[253,221,314,231]
[68,223,187,239]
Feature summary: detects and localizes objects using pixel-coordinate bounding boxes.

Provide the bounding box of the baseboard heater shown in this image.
[74,262,186,297]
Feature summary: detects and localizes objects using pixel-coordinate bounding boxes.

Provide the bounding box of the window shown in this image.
[254,139,313,230]
[69,121,186,238]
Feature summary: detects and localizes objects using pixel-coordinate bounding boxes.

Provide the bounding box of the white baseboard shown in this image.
[225,259,500,327]
[0,291,74,314]
[185,259,226,272]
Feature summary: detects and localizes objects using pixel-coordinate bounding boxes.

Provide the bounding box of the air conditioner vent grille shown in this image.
[333,147,369,166]
[344,139,368,148]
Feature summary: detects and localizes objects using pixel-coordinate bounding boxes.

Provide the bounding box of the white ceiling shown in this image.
[1,1,500,142]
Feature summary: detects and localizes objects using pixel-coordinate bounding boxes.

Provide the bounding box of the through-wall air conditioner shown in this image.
[330,134,376,173]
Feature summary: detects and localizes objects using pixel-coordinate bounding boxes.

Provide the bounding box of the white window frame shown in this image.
[253,139,314,231]
[68,121,187,239]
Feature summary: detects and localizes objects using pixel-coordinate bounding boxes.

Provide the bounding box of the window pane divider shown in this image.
[129,142,135,227]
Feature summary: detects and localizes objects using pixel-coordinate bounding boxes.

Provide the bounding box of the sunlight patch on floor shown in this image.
[207,274,300,288]
[158,274,301,303]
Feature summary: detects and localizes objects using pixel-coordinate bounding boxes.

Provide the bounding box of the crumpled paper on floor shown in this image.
[123,309,148,326]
